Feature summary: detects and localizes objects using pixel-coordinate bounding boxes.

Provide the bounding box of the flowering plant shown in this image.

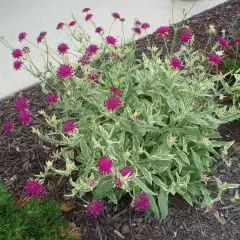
[1,7,240,218]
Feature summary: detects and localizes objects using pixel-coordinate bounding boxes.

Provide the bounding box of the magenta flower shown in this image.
[25,179,45,197]
[95,26,103,33]
[37,35,44,44]
[218,38,228,49]
[120,166,133,177]
[88,71,99,83]
[233,37,240,45]
[236,8,240,14]
[87,199,103,215]
[156,26,169,35]
[109,85,122,96]
[69,20,76,27]
[106,35,117,45]
[134,20,141,26]
[141,22,150,29]
[57,64,73,79]
[62,120,77,132]
[208,53,222,65]
[170,56,182,69]
[4,121,14,132]
[132,27,141,35]
[104,96,121,111]
[18,32,27,42]
[12,49,23,59]
[79,54,90,65]
[57,43,69,54]
[134,192,150,211]
[82,7,91,13]
[18,110,31,124]
[114,176,122,187]
[86,44,99,56]
[56,22,64,30]
[112,12,120,19]
[97,156,113,174]
[46,93,58,104]
[13,60,23,71]
[85,14,93,21]
[180,30,191,43]
[15,97,28,111]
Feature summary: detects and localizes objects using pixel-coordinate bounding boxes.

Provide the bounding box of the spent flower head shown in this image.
[207,202,218,213]
[208,24,216,35]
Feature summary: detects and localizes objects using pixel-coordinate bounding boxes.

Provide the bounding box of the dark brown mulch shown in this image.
[1,0,240,240]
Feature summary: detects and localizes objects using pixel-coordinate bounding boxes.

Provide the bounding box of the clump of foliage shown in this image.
[0,184,77,240]
[1,5,240,219]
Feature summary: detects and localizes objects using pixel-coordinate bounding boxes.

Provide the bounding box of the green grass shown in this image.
[0,184,77,240]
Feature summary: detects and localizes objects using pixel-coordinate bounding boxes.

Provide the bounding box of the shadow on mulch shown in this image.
[1,0,240,239]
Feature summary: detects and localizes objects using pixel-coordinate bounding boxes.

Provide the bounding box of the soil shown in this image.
[1,0,240,239]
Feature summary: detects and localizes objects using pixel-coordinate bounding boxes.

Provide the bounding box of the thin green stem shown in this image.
[122,22,126,45]
[162,35,169,57]
[0,39,13,50]
[108,20,115,35]
[144,30,151,47]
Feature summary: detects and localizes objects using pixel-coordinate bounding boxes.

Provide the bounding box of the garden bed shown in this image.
[0,0,240,239]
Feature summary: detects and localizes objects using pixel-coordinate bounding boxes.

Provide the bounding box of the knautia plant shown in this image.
[1,5,240,219]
